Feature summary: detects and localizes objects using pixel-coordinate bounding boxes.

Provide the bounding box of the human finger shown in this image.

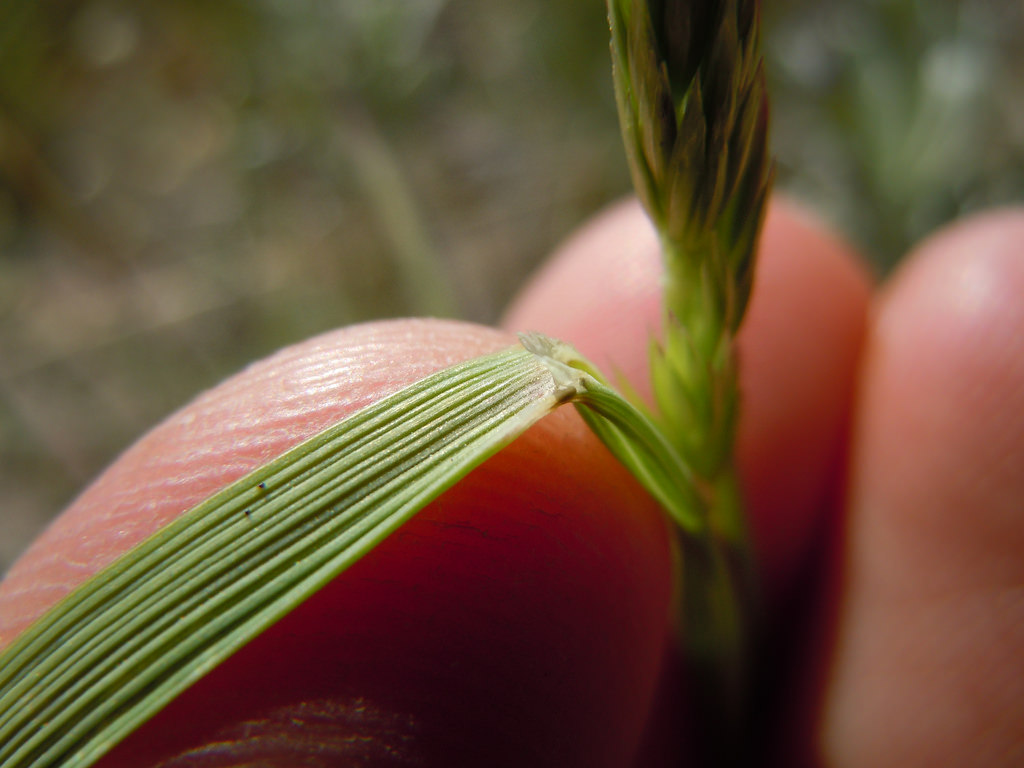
[815,209,1024,766]
[0,319,677,767]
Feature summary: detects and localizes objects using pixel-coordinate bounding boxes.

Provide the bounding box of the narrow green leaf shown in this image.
[520,332,703,536]
[0,344,570,768]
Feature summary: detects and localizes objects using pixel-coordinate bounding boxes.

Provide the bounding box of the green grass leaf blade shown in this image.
[520,332,703,538]
[523,331,754,759]
[0,344,568,768]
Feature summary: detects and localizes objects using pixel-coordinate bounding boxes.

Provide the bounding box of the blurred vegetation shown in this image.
[1,0,1022,573]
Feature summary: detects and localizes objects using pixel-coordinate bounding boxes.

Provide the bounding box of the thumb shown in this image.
[1,318,676,768]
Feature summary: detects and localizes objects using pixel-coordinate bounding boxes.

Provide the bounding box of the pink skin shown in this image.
[0,321,678,767]
[504,197,871,606]
[2,198,1023,765]
[818,210,1024,766]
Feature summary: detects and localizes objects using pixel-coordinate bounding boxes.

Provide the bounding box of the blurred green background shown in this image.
[1,0,1022,574]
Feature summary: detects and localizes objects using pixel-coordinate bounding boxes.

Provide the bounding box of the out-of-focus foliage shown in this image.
[0,0,1021,572]
[766,0,1024,263]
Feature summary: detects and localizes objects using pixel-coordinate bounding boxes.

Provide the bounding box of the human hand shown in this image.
[1,197,1020,766]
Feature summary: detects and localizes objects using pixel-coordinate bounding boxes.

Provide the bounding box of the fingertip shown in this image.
[820,207,1024,765]
[851,206,1024,589]
[0,317,676,766]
